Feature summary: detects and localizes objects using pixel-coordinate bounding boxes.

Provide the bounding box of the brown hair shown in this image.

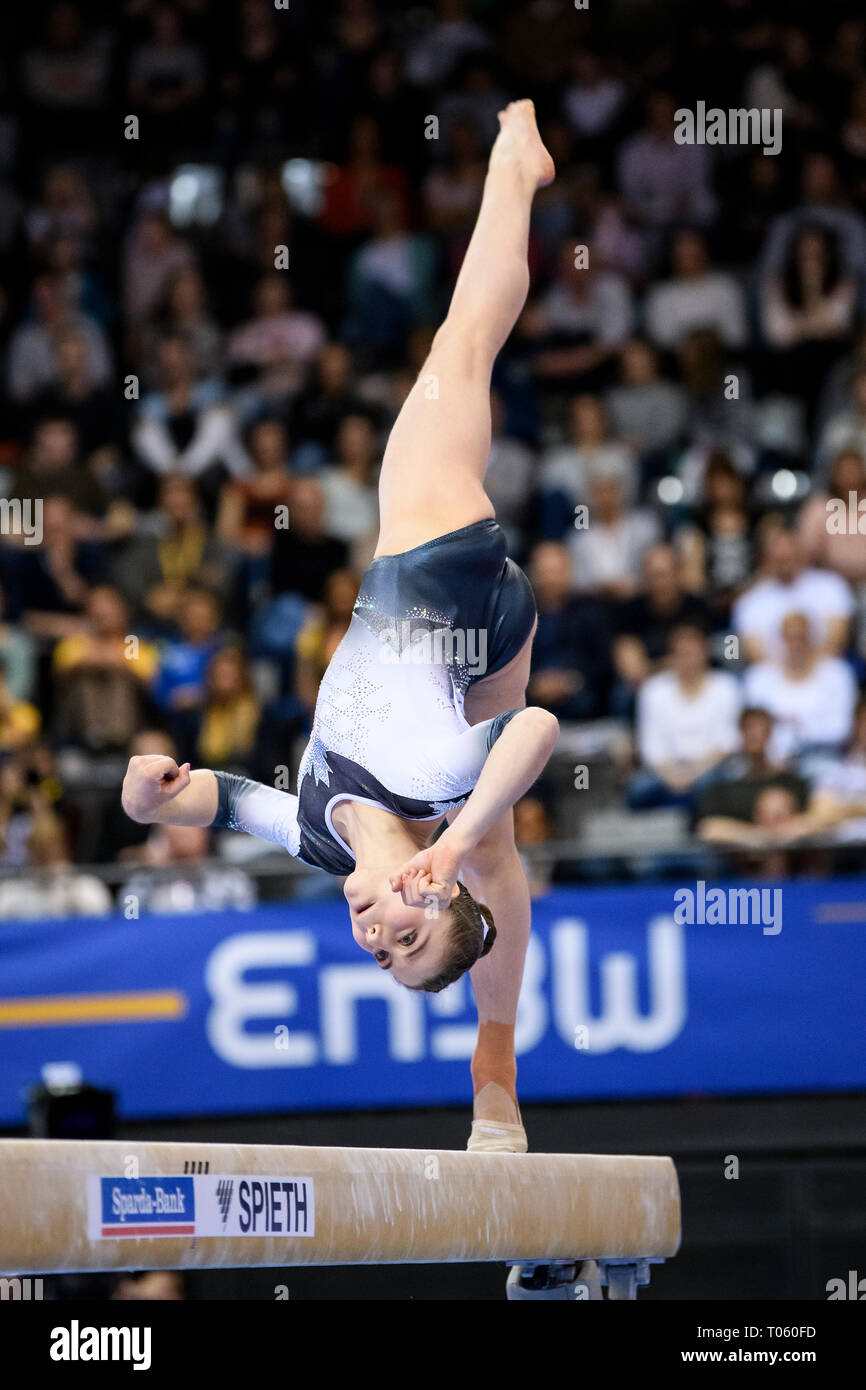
[408,883,497,994]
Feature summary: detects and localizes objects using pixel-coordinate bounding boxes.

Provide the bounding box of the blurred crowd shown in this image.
[2,0,866,914]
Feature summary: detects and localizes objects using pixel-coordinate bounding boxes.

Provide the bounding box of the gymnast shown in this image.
[122,101,558,1154]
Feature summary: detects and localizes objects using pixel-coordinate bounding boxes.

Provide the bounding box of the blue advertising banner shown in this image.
[0,879,865,1124]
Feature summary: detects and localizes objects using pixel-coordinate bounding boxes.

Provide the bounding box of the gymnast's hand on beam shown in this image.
[388,839,461,913]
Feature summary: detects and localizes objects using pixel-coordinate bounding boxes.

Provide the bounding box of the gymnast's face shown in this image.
[344,870,450,987]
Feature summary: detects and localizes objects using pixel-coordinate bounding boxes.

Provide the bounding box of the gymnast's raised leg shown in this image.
[378,101,554,1146]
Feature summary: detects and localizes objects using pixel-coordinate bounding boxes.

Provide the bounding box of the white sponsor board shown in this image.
[88,1174,315,1239]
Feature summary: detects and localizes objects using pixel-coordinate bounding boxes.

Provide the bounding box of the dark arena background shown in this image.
[0,0,864,1336]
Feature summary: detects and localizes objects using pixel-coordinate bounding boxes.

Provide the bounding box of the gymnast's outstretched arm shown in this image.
[121,755,302,855]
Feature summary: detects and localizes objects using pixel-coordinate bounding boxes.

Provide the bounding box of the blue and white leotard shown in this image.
[213,519,537,874]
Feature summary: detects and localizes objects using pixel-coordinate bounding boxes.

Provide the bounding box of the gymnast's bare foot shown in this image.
[490,99,555,189]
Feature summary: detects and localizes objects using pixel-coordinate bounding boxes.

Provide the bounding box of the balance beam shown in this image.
[0,1140,680,1274]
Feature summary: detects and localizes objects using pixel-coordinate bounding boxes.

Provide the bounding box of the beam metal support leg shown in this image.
[506,1260,600,1300]
[507,1257,661,1301]
[599,1258,654,1300]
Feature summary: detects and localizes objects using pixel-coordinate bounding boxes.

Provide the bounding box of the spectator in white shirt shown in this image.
[540,237,633,341]
[132,336,249,483]
[732,528,854,662]
[630,623,741,809]
[797,700,866,843]
[567,464,660,598]
[539,393,638,532]
[0,812,111,920]
[645,229,748,351]
[743,612,858,763]
[315,413,380,550]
